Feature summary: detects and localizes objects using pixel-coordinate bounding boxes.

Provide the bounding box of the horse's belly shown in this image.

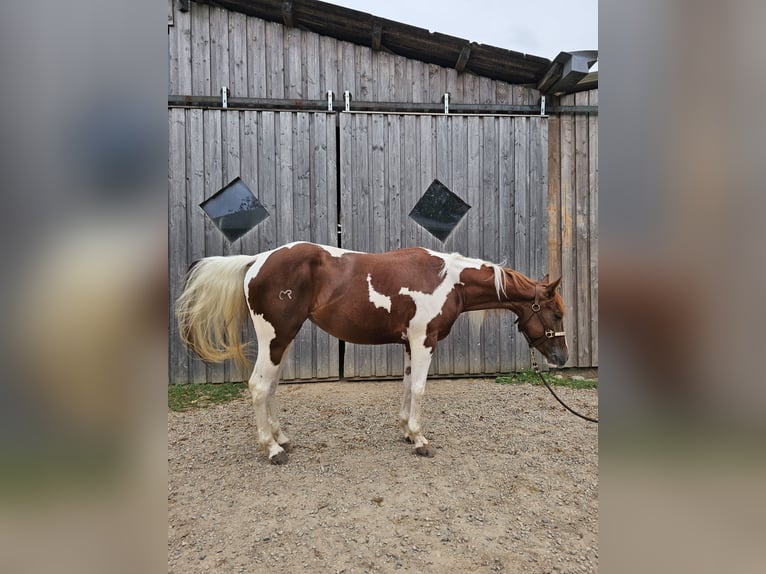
[308,309,405,346]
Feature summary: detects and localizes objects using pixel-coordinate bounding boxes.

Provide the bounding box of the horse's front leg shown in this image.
[405,339,435,457]
[399,349,412,440]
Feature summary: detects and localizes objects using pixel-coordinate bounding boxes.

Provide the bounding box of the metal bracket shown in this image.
[343,90,352,112]
[442,92,450,114]
[540,95,546,116]
[221,86,229,109]
[326,90,334,111]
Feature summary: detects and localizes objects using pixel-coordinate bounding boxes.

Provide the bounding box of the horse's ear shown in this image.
[545,276,562,296]
[541,273,550,283]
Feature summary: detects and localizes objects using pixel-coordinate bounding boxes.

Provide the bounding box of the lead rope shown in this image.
[529,349,598,423]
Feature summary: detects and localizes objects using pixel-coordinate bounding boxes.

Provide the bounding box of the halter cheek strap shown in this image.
[515,285,566,349]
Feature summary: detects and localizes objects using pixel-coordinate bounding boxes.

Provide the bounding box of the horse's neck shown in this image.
[461,266,535,312]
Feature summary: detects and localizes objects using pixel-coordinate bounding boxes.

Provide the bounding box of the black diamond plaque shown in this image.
[409,179,471,242]
[200,177,270,242]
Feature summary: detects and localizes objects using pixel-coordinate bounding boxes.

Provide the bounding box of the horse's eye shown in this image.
[554,313,563,321]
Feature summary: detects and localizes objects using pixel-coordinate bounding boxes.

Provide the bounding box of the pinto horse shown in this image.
[176,241,568,464]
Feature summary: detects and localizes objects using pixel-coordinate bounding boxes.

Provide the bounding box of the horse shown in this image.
[175,241,568,464]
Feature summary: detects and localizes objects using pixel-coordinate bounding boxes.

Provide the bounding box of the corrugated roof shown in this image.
[191,0,553,85]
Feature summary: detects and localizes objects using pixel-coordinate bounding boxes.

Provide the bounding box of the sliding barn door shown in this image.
[339,112,548,379]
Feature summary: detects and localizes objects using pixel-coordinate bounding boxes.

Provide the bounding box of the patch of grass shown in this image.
[496,369,598,389]
[168,382,247,411]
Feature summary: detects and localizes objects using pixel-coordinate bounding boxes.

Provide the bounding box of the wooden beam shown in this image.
[168,94,597,114]
[455,44,471,72]
[281,1,294,27]
[371,21,383,51]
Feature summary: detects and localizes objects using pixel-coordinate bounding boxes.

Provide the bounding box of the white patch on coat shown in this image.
[366,273,392,312]
[398,250,484,339]
[250,312,277,362]
[283,241,360,259]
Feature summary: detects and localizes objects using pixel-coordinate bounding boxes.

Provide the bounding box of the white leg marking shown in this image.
[248,312,287,461]
[406,337,433,451]
[399,350,412,436]
[366,273,392,312]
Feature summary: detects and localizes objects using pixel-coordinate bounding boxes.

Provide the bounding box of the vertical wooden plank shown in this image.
[387,115,405,378]
[558,94,576,367]
[402,114,419,249]
[462,74,479,105]
[239,111,259,256]
[285,28,302,98]
[513,117,531,370]
[433,115,453,376]
[304,31,321,100]
[168,13,179,94]
[175,4,192,95]
[481,117,500,374]
[496,81,510,105]
[411,60,427,103]
[465,115,483,373]
[246,16,266,98]
[265,21,284,98]
[419,115,437,252]
[191,3,211,95]
[370,114,388,376]
[209,6,230,97]
[450,115,469,375]
[258,112,278,253]
[187,109,208,383]
[203,110,225,382]
[387,116,402,250]
[309,112,338,379]
[588,90,599,367]
[338,113,354,375]
[168,109,188,384]
[547,114,562,282]
[356,45,372,101]
[574,91,590,367]
[340,41,355,98]
[228,12,247,97]
[351,114,372,376]
[479,76,495,104]
[292,112,314,379]
[428,64,443,102]
[445,68,460,104]
[222,111,242,382]
[237,111,259,372]
[497,116,516,373]
[530,117,548,281]
[392,54,407,102]
[319,36,339,99]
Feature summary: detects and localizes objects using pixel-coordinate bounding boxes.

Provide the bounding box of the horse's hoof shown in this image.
[269,451,289,465]
[279,441,295,453]
[414,445,434,458]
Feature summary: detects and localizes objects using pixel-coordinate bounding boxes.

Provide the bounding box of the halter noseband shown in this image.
[515,285,566,349]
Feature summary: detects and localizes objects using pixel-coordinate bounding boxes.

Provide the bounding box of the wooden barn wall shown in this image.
[168,2,540,106]
[340,113,549,379]
[547,89,598,368]
[168,108,339,384]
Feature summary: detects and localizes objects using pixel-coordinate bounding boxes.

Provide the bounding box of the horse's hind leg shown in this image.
[248,314,296,464]
[248,356,288,464]
[267,344,293,452]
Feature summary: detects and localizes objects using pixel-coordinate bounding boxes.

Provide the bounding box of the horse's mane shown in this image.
[435,251,514,301]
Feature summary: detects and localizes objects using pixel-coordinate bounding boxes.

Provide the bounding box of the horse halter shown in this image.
[515,285,566,349]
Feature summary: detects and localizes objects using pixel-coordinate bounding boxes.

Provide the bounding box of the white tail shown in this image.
[175,254,256,370]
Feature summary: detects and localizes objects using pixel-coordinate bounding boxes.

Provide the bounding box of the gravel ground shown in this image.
[168,378,598,573]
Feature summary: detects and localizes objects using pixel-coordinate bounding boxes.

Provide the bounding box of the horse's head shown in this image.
[515,275,569,367]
